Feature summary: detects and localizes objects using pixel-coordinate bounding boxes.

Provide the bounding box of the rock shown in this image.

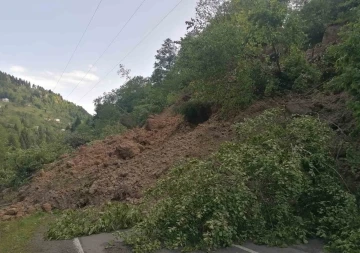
[41,203,52,212]
[5,208,17,216]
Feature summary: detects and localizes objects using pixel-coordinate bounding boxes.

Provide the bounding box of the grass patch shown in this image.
[0,212,52,253]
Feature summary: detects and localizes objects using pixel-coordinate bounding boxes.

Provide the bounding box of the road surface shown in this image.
[31,232,325,253]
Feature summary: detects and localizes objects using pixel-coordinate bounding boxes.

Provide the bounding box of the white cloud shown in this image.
[88,64,98,72]
[7,66,99,90]
[10,65,26,73]
[20,74,57,89]
[60,70,99,85]
[6,65,101,114]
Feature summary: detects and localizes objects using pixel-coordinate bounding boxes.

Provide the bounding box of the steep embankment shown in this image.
[0,22,355,221]
[0,108,233,219]
[0,89,355,221]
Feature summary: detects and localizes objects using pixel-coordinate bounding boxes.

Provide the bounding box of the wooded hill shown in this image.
[0,71,89,186]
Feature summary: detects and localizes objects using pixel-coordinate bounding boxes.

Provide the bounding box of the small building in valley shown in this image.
[1,98,9,103]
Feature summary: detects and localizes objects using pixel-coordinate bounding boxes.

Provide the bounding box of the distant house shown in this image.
[1,98,9,103]
[55,119,61,123]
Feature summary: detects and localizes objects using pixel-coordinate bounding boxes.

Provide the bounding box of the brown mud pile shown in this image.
[0,108,234,220]
[0,90,355,221]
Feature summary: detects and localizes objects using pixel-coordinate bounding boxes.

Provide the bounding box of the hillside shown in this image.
[0,71,90,187]
[0,71,89,149]
[1,0,360,252]
[1,89,353,212]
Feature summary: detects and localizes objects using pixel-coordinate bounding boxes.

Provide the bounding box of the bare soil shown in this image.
[0,90,356,220]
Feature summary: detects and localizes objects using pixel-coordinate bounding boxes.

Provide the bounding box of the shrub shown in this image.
[122,109,360,252]
[327,14,360,126]
[281,47,321,91]
[1,140,71,187]
[64,132,92,149]
[46,203,141,240]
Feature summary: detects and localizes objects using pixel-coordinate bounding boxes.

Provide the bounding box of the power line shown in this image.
[52,0,104,92]
[78,0,184,102]
[66,0,148,99]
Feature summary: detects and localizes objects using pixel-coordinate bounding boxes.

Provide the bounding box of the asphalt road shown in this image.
[36,233,325,253]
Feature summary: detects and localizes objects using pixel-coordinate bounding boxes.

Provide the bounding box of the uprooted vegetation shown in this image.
[47,109,360,252]
[2,0,360,252]
[122,109,360,253]
[46,203,141,240]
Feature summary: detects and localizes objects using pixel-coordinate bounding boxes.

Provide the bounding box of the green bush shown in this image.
[281,47,321,91]
[64,132,92,149]
[121,109,360,252]
[327,15,360,126]
[0,140,71,187]
[46,203,142,240]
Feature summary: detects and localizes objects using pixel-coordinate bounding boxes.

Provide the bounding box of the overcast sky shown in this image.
[0,0,197,114]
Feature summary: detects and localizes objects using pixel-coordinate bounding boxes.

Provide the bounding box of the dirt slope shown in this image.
[0,90,355,221]
[0,108,234,219]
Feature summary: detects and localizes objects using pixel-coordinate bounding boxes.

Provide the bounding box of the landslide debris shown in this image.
[1,108,233,220]
[0,90,355,221]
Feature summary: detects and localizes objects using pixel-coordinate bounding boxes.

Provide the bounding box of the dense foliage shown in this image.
[46,203,141,240]
[327,9,360,125]
[40,1,360,252]
[0,71,89,188]
[0,138,71,187]
[122,109,360,253]
[85,0,359,131]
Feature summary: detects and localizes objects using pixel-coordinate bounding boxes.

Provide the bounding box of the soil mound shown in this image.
[0,108,234,219]
[0,91,354,221]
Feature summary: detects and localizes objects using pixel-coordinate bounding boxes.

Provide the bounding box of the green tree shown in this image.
[328,12,360,122]
[151,39,178,84]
